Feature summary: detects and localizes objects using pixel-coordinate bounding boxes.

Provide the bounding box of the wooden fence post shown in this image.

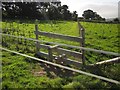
[48,45,59,62]
[78,20,85,65]
[48,46,53,61]
[35,23,40,52]
[81,27,85,65]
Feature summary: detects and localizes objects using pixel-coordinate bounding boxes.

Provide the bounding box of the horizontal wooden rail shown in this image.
[36,52,49,59]
[55,57,83,67]
[39,44,50,49]
[94,57,120,66]
[54,48,82,59]
[34,31,83,42]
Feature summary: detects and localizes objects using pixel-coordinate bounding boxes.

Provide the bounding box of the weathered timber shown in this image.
[78,20,85,65]
[55,56,83,68]
[94,57,120,66]
[54,47,82,59]
[37,51,82,68]
[39,44,82,59]
[34,31,83,42]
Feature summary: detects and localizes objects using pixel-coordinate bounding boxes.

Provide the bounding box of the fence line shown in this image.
[1,33,120,56]
[1,47,120,85]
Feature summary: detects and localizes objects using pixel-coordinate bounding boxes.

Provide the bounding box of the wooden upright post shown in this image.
[48,47,53,61]
[81,27,85,65]
[78,19,85,65]
[35,22,39,52]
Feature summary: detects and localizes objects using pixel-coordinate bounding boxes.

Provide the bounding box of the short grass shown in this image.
[1,20,119,63]
[1,20,119,52]
[2,51,120,89]
[1,20,120,89]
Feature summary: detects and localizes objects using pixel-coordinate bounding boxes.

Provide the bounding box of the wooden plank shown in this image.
[94,57,120,66]
[39,44,50,49]
[36,52,49,59]
[55,56,83,68]
[36,52,56,60]
[39,44,59,50]
[54,48,82,58]
[34,31,83,42]
[63,58,82,67]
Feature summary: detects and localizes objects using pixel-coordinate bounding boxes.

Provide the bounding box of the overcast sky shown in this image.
[60,0,119,19]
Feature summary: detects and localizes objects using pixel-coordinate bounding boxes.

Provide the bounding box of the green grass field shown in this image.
[1,20,119,52]
[1,20,120,89]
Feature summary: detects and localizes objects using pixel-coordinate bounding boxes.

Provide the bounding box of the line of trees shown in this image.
[2,2,78,21]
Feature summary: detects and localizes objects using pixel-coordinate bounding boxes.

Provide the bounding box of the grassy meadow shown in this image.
[1,20,119,52]
[1,20,120,89]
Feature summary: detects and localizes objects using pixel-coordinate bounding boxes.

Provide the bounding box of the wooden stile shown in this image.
[34,21,85,67]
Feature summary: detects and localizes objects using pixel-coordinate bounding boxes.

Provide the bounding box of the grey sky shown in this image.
[61,0,119,18]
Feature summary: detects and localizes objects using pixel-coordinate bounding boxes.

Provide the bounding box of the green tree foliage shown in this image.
[47,6,61,20]
[113,18,119,23]
[2,2,41,19]
[72,11,78,21]
[2,2,78,21]
[82,9,104,21]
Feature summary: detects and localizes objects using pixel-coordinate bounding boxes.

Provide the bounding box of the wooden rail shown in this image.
[54,48,82,58]
[94,57,120,66]
[34,31,83,42]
